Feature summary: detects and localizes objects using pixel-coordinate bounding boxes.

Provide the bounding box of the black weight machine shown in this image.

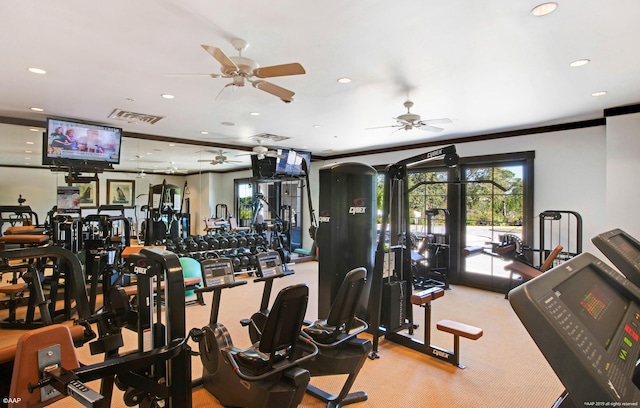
[190,256,318,408]
[369,146,487,367]
[411,208,451,290]
[83,206,132,314]
[143,180,189,245]
[3,247,193,408]
[251,192,294,264]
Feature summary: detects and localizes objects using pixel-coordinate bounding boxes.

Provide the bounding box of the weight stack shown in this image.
[317,162,377,319]
[381,280,407,331]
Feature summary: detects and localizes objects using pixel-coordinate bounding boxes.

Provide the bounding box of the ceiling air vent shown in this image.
[251,133,290,143]
[108,109,165,125]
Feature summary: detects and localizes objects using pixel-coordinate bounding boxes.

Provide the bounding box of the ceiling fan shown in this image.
[245,138,284,160]
[367,101,452,132]
[195,39,305,103]
[198,149,242,165]
[153,162,188,174]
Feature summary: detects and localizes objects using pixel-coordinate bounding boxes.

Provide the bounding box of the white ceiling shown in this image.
[1,0,639,173]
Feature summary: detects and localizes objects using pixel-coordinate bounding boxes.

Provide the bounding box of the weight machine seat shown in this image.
[120,245,166,259]
[4,226,46,235]
[0,234,49,246]
[235,283,309,375]
[304,267,367,344]
[8,324,82,408]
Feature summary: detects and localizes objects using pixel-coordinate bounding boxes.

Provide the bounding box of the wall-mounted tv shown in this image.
[43,118,122,167]
[275,149,310,177]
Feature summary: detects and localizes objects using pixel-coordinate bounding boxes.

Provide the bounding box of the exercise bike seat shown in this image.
[234,283,309,376]
[235,344,287,373]
[304,267,368,345]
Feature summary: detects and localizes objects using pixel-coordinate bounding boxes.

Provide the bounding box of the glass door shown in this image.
[461,165,525,291]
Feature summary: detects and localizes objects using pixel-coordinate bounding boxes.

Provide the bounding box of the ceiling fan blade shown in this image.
[166,73,222,78]
[365,124,401,130]
[252,80,295,102]
[422,118,453,125]
[253,63,306,78]
[418,125,444,132]
[201,45,238,70]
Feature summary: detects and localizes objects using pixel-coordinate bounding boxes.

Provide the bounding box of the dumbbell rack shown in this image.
[163,231,271,275]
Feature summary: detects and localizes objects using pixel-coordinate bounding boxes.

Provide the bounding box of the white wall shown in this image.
[605,112,640,238]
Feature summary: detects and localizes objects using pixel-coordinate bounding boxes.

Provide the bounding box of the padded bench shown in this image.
[410,287,444,306]
[436,319,483,368]
[0,234,49,247]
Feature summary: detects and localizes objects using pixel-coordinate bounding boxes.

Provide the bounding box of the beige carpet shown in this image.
[3,261,565,407]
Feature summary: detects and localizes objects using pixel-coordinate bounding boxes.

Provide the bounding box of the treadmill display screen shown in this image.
[610,233,640,266]
[555,265,630,350]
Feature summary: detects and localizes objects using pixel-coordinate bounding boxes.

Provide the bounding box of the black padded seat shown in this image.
[304,267,367,344]
[235,283,309,375]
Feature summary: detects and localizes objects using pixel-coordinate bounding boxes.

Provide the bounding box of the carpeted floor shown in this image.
[2,260,565,407]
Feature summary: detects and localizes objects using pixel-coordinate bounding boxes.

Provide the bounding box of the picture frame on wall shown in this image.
[72,180,99,209]
[107,179,135,208]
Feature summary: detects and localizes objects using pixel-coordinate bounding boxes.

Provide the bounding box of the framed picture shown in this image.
[107,179,135,208]
[72,180,99,209]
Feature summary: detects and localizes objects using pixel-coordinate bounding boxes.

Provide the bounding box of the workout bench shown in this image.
[385,286,483,368]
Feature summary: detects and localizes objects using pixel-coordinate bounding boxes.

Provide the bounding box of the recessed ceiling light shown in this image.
[570,59,590,67]
[200,131,209,135]
[337,77,352,84]
[313,125,322,128]
[592,91,608,97]
[28,67,46,75]
[30,107,44,112]
[28,128,39,132]
[169,144,175,147]
[24,157,31,160]
[531,2,558,16]
[221,121,235,126]
[25,150,32,154]
[250,112,260,116]
[26,141,34,145]
[161,94,175,99]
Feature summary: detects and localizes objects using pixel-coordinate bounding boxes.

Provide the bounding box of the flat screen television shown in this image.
[43,118,122,167]
[275,149,310,177]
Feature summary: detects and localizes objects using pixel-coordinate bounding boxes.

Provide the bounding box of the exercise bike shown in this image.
[241,251,372,408]
[191,257,318,408]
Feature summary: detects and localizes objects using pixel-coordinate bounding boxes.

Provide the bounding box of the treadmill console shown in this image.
[509,252,640,405]
[201,258,235,287]
[255,251,285,278]
[593,228,640,288]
